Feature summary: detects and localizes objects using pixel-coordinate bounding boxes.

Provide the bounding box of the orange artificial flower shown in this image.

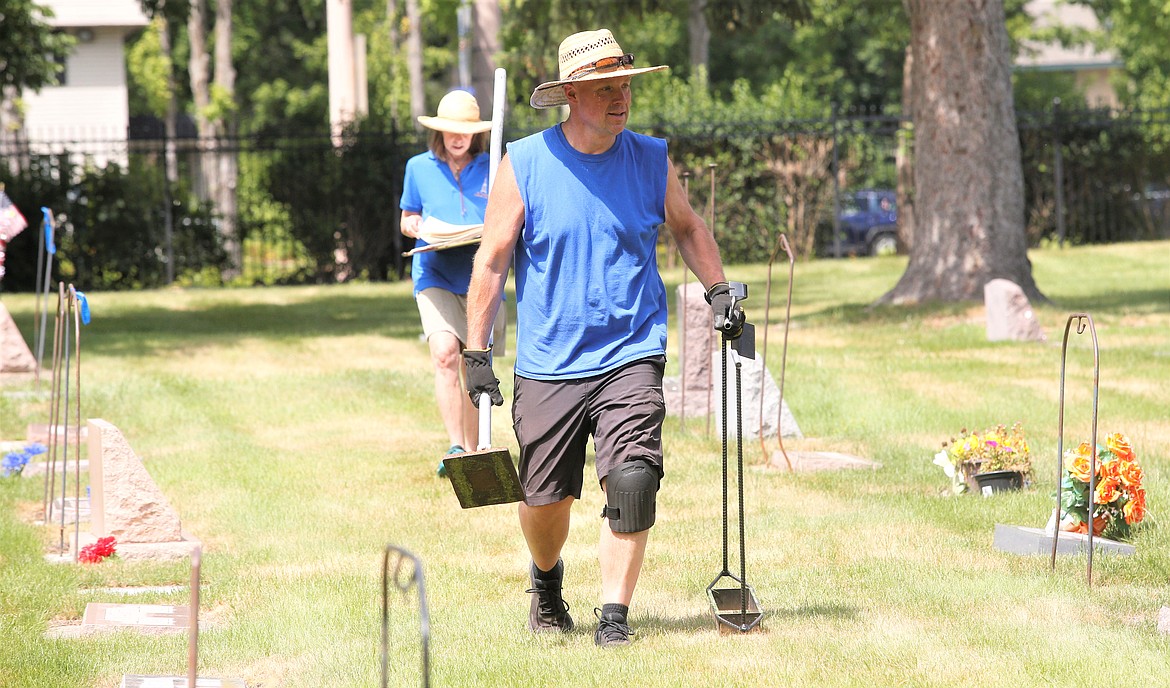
[1117,460,1143,488]
[1124,496,1147,526]
[1100,458,1122,480]
[1069,454,1094,483]
[1105,433,1135,461]
[1095,478,1121,505]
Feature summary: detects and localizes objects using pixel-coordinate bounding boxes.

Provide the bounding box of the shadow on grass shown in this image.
[794,285,1168,328]
[52,290,424,358]
[642,603,861,636]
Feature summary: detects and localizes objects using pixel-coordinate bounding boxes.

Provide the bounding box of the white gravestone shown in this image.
[984,278,1046,342]
[713,350,802,440]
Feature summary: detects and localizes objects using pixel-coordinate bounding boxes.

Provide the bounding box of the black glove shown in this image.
[463,348,503,407]
[705,282,745,340]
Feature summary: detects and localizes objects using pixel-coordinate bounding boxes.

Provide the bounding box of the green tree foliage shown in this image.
[0,0,73,92]
[0,157,226,290]
[1075,0,1170,111]
[127,16,174,117]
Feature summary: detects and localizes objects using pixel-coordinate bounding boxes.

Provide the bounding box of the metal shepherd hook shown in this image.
[1050,313,1099,587]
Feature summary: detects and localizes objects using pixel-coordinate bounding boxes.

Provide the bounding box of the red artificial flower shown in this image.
[79,536,117,564]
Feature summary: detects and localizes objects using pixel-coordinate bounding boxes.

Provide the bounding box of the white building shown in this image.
[1017,0,1122,109]
[19,0,150,165]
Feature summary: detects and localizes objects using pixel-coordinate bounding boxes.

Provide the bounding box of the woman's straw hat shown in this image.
[530,29,668,109]
[417,90,492,134]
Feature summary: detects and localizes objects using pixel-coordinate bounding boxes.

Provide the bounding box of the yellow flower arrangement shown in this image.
[934,422,1032,494]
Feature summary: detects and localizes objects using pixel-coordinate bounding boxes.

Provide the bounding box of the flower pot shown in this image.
[973,470,1024,495]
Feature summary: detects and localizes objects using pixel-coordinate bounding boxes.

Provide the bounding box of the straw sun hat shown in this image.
[417,90,492,135]
[530,29,668,109]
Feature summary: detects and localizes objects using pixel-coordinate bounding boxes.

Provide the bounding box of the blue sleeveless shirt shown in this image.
[507,126,668,380]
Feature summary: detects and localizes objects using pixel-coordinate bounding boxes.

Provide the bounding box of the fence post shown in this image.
[162,125,175,285]
[831,102,841,259]
[1052,97,1066,248]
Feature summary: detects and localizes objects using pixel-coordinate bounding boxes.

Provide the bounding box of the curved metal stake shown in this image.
[705,163,718,438]
[382,545,430,688]
[188,545,202,688]
[1050,313,1099,588]
[42,284,66,523]
[68,286,83,559]
[759,233,794,471]
[680,172,690,432]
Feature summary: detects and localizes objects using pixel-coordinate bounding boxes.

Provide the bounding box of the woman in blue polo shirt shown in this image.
[400,90,492,475]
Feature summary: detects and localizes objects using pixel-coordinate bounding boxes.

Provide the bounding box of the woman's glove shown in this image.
[463,348,504,406]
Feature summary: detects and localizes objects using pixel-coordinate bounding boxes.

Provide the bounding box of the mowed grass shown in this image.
[0,241,1167,687]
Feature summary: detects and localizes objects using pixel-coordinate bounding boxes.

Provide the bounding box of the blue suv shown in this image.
[825,189,898,256]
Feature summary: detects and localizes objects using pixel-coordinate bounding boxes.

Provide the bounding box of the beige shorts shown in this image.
[415,287,507,353]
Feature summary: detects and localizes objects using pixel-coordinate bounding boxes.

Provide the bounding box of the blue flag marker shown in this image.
[75,291,91,324]
[40,207,56,255]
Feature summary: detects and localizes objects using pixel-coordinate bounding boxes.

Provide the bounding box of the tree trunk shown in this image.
[214,0,240,278]
[880,0,1042,304]
[158,9,179,184]
[895,43,914,253]
[188,0,214,203]
[406,0,425,127]
[471,0,500,114]
[688,0,710,76]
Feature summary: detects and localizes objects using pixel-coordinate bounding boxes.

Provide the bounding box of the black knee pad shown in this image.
[600,459,660,533]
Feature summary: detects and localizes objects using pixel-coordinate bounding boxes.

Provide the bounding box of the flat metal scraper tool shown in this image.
[442,393,524,508]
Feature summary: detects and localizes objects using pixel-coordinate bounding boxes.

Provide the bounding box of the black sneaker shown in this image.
[593,607,633,648]
[526,560,574,633]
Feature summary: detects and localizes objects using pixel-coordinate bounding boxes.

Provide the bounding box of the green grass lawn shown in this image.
[1,241,1168,687]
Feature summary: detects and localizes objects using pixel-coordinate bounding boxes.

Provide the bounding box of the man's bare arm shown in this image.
[466,154,524,350]
[663,157,727,290]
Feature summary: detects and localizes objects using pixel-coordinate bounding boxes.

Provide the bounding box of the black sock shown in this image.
[601,603,628,623]
[532,559,562,581]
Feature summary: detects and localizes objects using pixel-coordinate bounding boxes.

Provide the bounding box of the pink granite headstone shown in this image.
[0,302,36,373]
[88,418,182,543]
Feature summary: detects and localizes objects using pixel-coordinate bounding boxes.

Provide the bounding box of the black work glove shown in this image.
[463,348,503,407]
[705,282,745,340]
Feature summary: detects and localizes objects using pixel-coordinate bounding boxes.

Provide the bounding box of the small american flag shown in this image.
[0,188,28,281]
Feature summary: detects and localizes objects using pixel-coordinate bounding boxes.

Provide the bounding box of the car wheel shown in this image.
[869,233,897,257]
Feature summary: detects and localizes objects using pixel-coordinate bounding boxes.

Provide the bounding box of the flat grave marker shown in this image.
[121,677,247,688]
[82,603,190,632]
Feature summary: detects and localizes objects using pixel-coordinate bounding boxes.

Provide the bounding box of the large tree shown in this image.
[0,0,73,162]
[879,0,1042,304]
[188,0,241,276]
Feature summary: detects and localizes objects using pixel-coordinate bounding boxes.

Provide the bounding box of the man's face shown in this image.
[567,75,633,136]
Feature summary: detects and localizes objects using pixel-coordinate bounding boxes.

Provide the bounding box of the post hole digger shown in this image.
[705,281,764,633]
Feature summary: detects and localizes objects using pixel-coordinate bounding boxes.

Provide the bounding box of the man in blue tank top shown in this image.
[462,28,744,647]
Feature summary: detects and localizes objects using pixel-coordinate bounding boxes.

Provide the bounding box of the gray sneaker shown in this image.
[526,560,574,633]
[593,607,633,647]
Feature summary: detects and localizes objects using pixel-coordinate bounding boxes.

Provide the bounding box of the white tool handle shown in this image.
[489,68,506,191]
[478,393,492,450]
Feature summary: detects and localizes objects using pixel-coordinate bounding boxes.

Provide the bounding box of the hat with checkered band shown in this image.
[530,29,668,109]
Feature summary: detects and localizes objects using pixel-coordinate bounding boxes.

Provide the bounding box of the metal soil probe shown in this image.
[1050,313,1100,587]
[382,545,431,688]
[706,282,763,633]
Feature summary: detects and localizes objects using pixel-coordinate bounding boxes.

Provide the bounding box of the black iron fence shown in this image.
[1,102,1166,291]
